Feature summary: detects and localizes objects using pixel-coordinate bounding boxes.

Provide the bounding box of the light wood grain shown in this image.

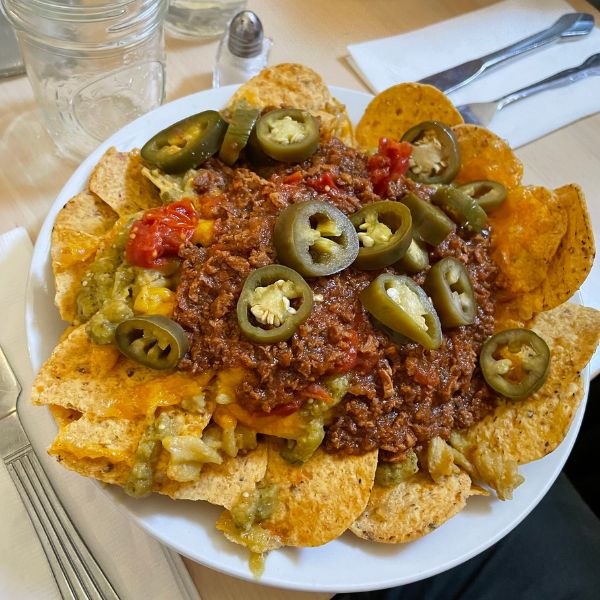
[2,0,598,598]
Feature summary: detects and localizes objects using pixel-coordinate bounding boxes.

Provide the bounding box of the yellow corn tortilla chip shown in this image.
[452,124,523,189]
[53,454,132,486]
[355,83,463,150]
[51,228,101,322]
[224,63,354,145]
[251,442,377,547]
[350,471,472,544]
[159,444,268,510]
[495,184,595,325]
[54,190,118,237]
[89,147,160,217]
[49,414,146,463]
[32,325,214,419]
[489,186,567,297]
[451,303,600,469]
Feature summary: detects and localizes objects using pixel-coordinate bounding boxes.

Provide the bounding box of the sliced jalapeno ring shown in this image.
[401,120,460,184]
[273,200,359,277]
[350,201,412,270]
[255,108,320,163]
[480,328,550,400]
[400,192,456,246]
[397,238,429,274]
[424,257,476,328]
[360,274,442,350]
[431,185,487,233]
[115,315,189,370]
[141,110,227,174]
[458,180,507,212]
[218,106,260,166]
[237,265,314,344]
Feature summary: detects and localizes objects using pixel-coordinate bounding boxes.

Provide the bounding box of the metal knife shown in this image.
[418,12,594,94]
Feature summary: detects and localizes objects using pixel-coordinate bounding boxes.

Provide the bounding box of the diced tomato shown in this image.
[367,138,412,196]
[306,171,339,195]
[125,199,199,269]
[282,171,304,185]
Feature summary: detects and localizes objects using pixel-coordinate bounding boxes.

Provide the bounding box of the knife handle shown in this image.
[482,13,594,72]
[496,53,600,111]
[5,443,121,600]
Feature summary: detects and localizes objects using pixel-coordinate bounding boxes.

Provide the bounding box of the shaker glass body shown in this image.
[1,0,168,161]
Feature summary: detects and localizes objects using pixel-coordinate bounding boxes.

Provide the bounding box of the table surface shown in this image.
[1,0,598,598]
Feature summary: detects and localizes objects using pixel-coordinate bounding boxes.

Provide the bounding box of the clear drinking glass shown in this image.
[166,0,247,40]
[1,0,168,161]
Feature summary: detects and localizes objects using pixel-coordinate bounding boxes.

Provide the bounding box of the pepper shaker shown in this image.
[213,10,271,87]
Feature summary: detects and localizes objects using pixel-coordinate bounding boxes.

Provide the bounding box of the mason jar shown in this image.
[1,0,168,161]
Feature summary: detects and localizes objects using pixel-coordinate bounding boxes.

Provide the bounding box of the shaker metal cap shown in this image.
[227,10,264,58]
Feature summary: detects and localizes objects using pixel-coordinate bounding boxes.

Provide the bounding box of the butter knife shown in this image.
[0,346,120,600]
[418,12,594,94]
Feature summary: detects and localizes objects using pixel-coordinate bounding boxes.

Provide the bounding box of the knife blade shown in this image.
[418,12,594,94]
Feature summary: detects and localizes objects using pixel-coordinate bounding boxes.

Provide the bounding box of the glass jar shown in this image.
[1,0,168,161]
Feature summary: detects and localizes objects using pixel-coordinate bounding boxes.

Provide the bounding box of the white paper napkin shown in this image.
[347,0,600,148]
[0,228,201,600]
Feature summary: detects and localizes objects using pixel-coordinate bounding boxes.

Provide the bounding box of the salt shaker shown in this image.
[213,11,271,87]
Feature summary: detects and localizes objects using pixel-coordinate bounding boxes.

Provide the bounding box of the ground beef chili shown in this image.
[174,139,498,461]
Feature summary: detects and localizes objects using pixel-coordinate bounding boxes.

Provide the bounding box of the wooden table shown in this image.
[1,1,598,598]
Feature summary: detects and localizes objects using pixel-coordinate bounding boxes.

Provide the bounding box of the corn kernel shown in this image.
[133,286,176,316]
[192,219,215,246]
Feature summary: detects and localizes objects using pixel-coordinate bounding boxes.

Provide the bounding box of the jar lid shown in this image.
[227,11,264,58]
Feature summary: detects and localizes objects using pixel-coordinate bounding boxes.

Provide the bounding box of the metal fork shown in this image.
[456,53,600,126]
[0,346,120,600]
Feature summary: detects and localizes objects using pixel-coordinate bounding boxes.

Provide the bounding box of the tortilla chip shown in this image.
[355,83,463,150]
[49,414,146,463]
[451,303,600,469]
[89,147,160,217]
[489,186,567,297]
[54,190,118,237]
[53,454,132,486]
[32,325,214,419]
[51,229,102,322]
[159,444,268,509]
[350,471,472,543]
[224,63,354,145]
[452,124,523,188]
[495,184,595,325]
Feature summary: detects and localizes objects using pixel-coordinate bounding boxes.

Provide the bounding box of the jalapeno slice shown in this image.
[424,257,476,328]
[397,238,429,274]
[237,265,314,344]
[115,315,189,370]
[218,106,260,165]
[255,108,320,163]
[458,180,507,213]
[141,110,227,174]
[273,200,359,277]
[400,192,456,246]
[350,201,412,270]
[401,120,460,184]
[480,329,550,400]
[360,274,442,350]
[431,185,488,233]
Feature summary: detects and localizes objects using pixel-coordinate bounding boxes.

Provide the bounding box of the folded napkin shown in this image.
[347,0,600,148]
[0,228,200,600]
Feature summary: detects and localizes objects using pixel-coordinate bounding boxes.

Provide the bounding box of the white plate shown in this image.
[24,86,589,593]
